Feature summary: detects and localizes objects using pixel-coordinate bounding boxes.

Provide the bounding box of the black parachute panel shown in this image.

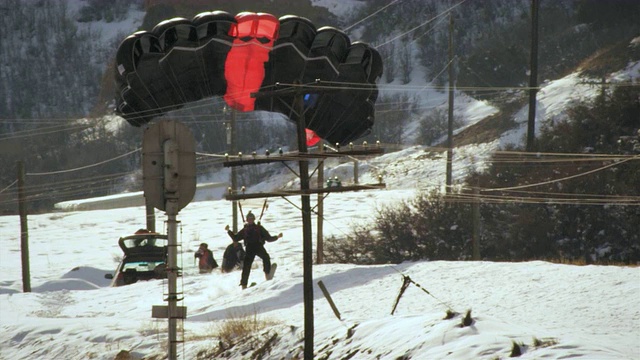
[310,42,383,144]
[301,27,352,144]
[114,11,383,145]
[254,15,317,118]
[115,31,185,126]
[192,11,236,98]
[114,12,236,127]
[152,17,202,104]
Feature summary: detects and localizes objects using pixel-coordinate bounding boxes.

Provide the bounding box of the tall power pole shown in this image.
[17,160,31,293]
[446,13,454,193]
[526,0,540,152]
[316,145,324,264]
[228,86,385,359]
[293,94,314,360]
[226,107,239,232]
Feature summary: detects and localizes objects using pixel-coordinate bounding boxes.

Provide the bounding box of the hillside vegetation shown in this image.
[326,83,640,264]
[1,0,638,220]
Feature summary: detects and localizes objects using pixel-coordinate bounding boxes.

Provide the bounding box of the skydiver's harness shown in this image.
[238,199,270,246]
[238,199,268,225]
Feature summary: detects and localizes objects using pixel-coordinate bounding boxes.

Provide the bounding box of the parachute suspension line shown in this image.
[238,201,245,223]
[388,266,456,313]
[126,79,197,123]
[195,47,214,99]
[176,48,219,153]
[258,199,268,223]
[126,85,162,121]
[323,97,358,144]
[165,65,190,105]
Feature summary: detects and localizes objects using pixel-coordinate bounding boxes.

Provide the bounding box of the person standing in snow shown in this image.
[194,243,218,274]
[225,211,282,288]
[221,241,246,273]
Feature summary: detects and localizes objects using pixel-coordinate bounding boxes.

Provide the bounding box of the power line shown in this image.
[456,193,640,206]
[375,0,470,49]
[0,180,17,194]
[4,77,637,141]
[484,154,639,192]
[26,148,141,176]
[343,0,404,32]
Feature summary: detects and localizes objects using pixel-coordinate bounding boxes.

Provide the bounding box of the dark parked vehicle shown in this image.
[105,230,168,287]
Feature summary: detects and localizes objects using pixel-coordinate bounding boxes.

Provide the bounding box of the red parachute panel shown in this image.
[223,12,279,112]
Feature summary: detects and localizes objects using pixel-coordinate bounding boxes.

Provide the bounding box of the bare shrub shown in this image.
[216,311,275,347]
[418,108,463,146]
[324,189,473,264]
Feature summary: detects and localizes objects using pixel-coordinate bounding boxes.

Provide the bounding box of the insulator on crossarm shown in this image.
[238,152,243,158]
[265,149,270,157]
[252,151,257,158]
[225,153,229,161]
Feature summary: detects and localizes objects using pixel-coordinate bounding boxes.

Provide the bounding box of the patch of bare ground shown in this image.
[578,36,639,78]
[437,100,525,148]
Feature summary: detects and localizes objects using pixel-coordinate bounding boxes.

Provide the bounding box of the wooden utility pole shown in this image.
[317,145,324,264]
[353,159,359,184]
[472,187,481,260]
[17,161,31,292]
[446,13,454,193]
[145,203,156,232]
[229,108,239,232]
[526,0,539,152]
[145,123,157,232]
[293,94,315,360]
[228,85,386,359]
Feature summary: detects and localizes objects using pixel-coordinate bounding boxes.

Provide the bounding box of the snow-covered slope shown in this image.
[1,188,638,359]
[2,62,639,359]
[1,4,638,360]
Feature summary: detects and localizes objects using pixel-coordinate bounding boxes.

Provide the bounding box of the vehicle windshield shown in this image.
[121,238,165,249]
[119,235,168,256]
[122,261,165,272]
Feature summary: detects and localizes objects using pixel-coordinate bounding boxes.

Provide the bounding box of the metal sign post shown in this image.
[143,120,196,360]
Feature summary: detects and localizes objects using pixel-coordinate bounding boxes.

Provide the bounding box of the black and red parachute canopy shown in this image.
[114,11,383,145]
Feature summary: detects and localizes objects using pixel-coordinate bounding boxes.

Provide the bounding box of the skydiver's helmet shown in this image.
[246,212,255,221]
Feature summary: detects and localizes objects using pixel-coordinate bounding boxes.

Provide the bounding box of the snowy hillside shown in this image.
[1,187,639,360]
[2,61,639,358]
[1,2,638,359]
